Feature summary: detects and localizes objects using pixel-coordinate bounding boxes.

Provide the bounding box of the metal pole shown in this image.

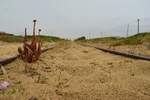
[24,28,27,42]
[137,19,140,34]
[126,24,129,37]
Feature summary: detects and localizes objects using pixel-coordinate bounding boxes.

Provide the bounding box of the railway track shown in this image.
[0,45,56,65]
[82,44,150,61]
[1,43,150,65]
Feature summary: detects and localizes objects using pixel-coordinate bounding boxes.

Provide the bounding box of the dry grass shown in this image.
[0,42,21,56]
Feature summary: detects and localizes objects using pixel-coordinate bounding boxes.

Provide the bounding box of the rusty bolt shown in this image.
[33,19,37,22]
[39,29,41,32]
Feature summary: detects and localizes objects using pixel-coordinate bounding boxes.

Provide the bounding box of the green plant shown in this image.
[37,74,48,84]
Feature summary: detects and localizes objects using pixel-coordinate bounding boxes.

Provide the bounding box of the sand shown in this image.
[0,41,150,100]
[0,42,21,56]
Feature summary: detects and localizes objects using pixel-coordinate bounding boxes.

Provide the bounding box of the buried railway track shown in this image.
[82,44,150,61]
[0,45,56,65]
[1,43,150,65]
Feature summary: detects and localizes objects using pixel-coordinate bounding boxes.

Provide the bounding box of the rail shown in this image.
[82,44,150,61]
[0,45,56,65]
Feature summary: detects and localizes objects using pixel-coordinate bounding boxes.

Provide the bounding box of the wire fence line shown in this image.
[81,18,150,39]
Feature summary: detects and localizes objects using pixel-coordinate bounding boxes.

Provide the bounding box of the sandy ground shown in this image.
[0,42,150,100]
[0,42,21,56]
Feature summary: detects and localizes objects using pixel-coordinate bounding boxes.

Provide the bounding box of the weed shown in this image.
[37,74,48,84]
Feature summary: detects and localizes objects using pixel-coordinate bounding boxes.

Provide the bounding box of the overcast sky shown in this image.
[0,0,150,39]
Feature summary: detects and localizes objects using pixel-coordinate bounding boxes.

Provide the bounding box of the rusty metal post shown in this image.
[38,29,42,36]
[38,29,42,56]
[33,19,37,39]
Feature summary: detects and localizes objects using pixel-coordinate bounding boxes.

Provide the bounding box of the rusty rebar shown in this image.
[33,19,37,39]
[18,19,43,63]
[38,29,42,36]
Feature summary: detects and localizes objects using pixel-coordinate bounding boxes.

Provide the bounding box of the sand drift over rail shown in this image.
[0,45,56,65]
[82,44,150,61]
[0,42,150,100]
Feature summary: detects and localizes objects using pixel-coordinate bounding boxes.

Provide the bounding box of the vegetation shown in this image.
[113,32,150,46]
[0,32,13,36]
[0,35,22,42]
[75,36,86,41]
[88,37,123,44]
[28,35,63,42]
[1,32,150,45]
[0,32,63,42]
[83,32,150,46]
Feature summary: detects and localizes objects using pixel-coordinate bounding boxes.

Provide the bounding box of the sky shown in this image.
[0,0,150,39]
